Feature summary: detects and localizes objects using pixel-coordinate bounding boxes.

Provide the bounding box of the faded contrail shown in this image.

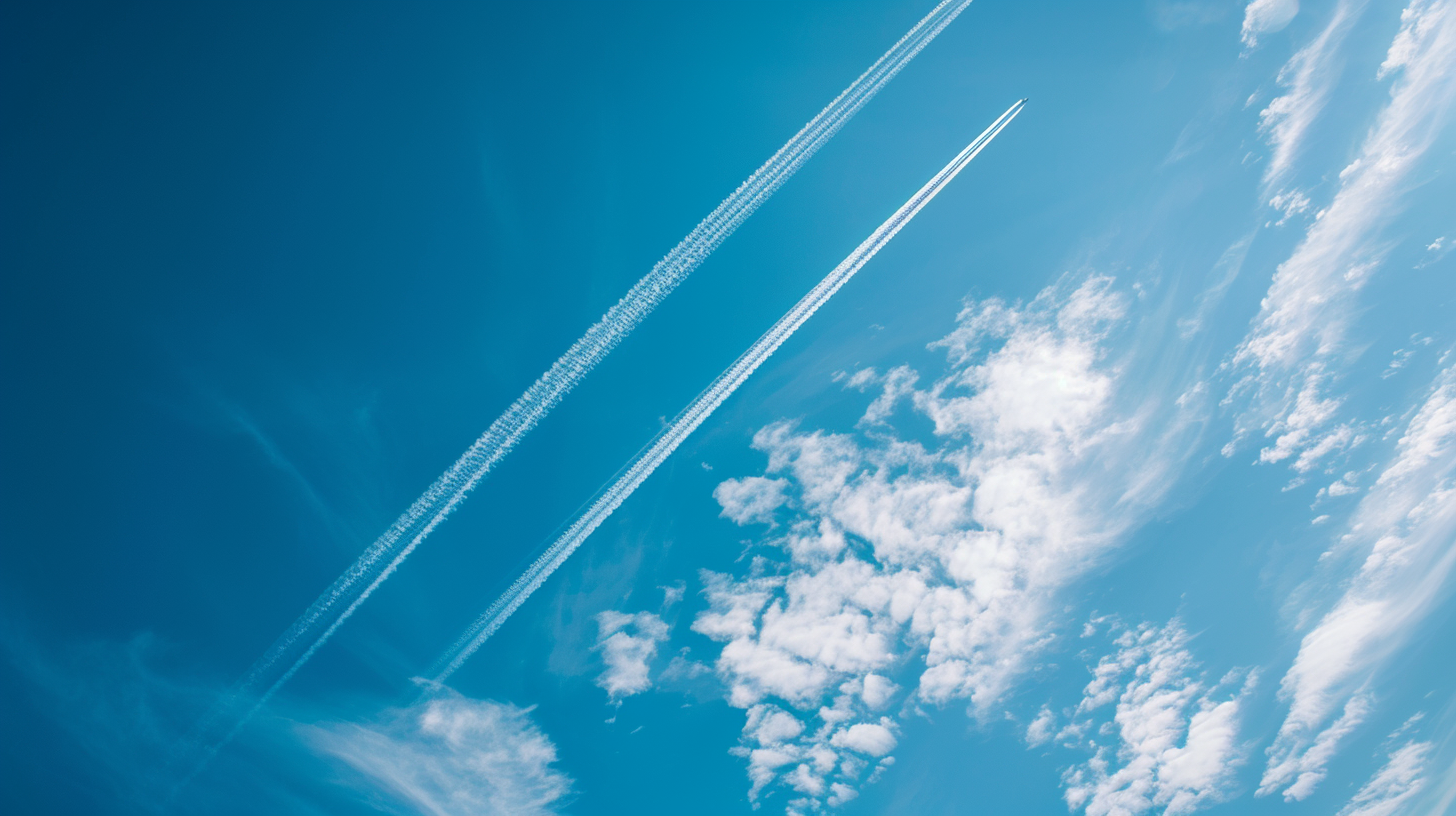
[432,99,1025,684]
[187,0,979,766]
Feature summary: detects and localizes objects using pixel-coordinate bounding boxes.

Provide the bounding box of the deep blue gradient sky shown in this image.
[4,2,1456,815]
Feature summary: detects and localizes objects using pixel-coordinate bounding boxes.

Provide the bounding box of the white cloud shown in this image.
[851,365,921,426]
[1260,363,1456,799]
[1417,235,1453,268]
[1416,748,1456,816]
[1319,471,1361,498]
[693,278,1206,807]
[1384,348,1418,378]
[714,476,791,526]
[1337,738,1433,816]
[649,4,1456,809]
[594,609,670,700]
[1027,706,1057,747]
[859,673,898,710]
[1061,621,1254,816]
[827,782,859,806]
[692,572,782,644]
[1256,0,1365,186]
[1242,0,1300,47]
[307,689,571,816]
[697,555,901,710]
[730,701,841,802]
[830,721,898,757]
[746,703,805,744]
[1254,372,1350,469]
[1268,188,1311,225]
[1263,693,1373,800]
[1234,0,1456,472]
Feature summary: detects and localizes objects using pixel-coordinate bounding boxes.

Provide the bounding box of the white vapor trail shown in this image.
[185,0,978,769]
[432,99,1025,684]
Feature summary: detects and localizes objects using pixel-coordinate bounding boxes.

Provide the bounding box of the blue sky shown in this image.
[3,1,1455,815]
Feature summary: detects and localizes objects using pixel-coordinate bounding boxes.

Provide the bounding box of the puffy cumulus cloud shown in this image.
[697,554,904,710]
[1317,470,1361,500]
[1027,706,1057,747]
[714,476,791,526]
[1261,363,1456,800]
[1061,621,1255,816]
[1337,737,1433,816]
[830,721,897,757]
[727,693,900,808]
[730,700,855,802]
[859,673,898,710]
[1233,0,1456,473]
[306,688,571,816]
[593,610,670,700]
[693,278,1204,807]
[1242,0,1300,47]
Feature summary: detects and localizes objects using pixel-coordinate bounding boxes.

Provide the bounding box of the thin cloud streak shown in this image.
[1257,0,1367,189]
[431,100,1025,684]
[186,0,980,769]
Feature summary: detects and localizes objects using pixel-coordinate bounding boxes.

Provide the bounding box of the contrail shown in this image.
[184,0,979,769]
[432,99,1025,684]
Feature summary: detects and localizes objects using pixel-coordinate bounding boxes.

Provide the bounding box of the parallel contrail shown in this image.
[187,0,979,765]
[432,99,1025,684]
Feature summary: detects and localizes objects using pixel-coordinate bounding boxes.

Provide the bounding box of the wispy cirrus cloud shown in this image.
[306,688,571,816]
[1255,0,1366,189]
[1233,0,1456,475]
[1260,360,1456,799]
[0,628,213,810]
[1337,727,1434,816]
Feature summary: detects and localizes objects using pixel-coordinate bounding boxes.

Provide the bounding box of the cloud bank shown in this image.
[693,277,1209,806]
